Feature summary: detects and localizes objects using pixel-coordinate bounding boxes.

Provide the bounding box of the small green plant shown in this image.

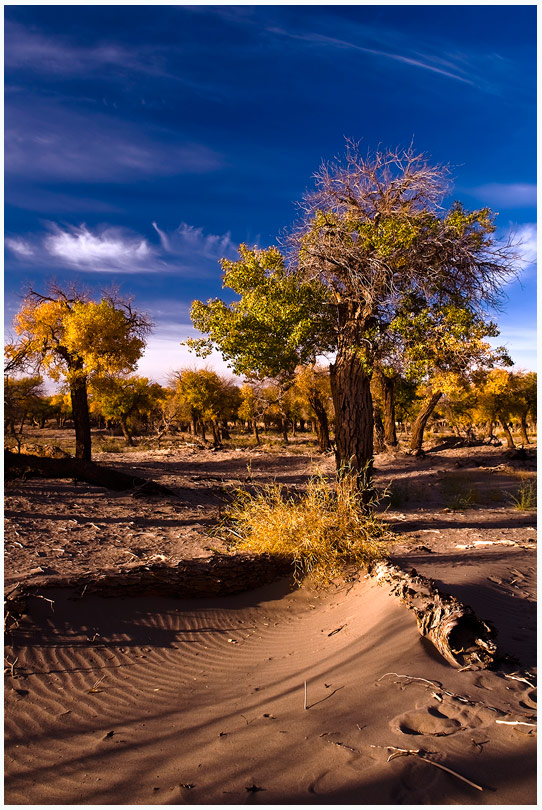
[217,470,394,586]
[507,479,537,511]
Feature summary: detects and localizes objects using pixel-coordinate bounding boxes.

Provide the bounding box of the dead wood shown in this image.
[370,560,497,669]
[4,554,294,616]
[4,450,175,497]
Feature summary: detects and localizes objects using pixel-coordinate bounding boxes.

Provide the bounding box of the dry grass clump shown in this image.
[219,472,394,586]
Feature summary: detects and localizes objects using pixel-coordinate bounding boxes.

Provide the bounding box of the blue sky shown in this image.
[4,4,537,385]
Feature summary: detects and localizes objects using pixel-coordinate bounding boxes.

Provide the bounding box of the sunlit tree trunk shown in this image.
[409,391,443,455]
[329,339,373,485]
[375,367,398,448]
[311,394,331,452]
[119,414,134,446]
[499,418,515,449]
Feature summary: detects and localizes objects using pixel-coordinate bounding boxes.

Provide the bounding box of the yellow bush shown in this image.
[219,472,393,586]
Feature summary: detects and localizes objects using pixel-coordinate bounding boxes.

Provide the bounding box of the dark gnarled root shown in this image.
[370,560,497,669]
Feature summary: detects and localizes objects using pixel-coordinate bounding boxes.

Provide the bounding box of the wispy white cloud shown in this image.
[172,223,237,260]
[44,225,154,273]
[5,237,34,257]
[267,27,474,85]
[152,222,171,252]
[473,183,537,208]
[5,100,222,183]
[4,20,168,79]
[511,223,537,267]
[5,221,239,276]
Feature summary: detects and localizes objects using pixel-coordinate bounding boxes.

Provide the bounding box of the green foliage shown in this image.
[175,368,240,423]
[90,376,165,422]
[219,472,393,586]
[188,244,334,381]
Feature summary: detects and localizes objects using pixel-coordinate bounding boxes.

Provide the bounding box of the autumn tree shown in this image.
[509,371,537,444]
[292,144,516,483]
[49,391,73,428]
[173,368,240,447]
[4,375,46,451]
[293,364,333,452]
[473,368,523,449]
[5,286,151,460]
[90,375,165,445]
[188,245,334,442]
[238,383,263,443]
[393,304,512,454]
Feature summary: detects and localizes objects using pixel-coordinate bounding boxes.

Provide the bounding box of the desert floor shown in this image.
[4,433,537,805]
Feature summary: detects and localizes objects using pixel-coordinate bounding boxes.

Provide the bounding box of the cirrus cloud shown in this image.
[5,220,240,276]
[44,225,154,272]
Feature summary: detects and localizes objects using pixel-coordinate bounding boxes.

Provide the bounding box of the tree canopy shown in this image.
[6,286,152,459]
[188,244,334,383]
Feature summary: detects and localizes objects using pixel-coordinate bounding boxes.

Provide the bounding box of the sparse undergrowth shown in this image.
[507,476,537,511]
[217,472,394,586]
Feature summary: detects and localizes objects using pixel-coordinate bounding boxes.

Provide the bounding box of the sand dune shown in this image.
[5,574,536,805]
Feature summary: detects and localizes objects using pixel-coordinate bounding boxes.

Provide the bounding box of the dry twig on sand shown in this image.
[383,746,483,791]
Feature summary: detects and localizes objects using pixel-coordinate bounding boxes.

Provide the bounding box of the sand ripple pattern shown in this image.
[5,578,536,805]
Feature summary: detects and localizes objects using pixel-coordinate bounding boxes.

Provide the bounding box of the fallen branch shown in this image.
[370,561,497,669]
[387,748,484,791]
[4,450,176,497]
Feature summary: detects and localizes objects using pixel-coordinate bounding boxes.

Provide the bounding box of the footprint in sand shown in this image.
[520,689,537,710]
[392,706,462,737]
[390,756,440,804]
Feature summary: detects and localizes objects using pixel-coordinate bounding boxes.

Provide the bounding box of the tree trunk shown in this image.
[310,395,331,453]
[70,379,92,461]
[281,416,289,443]
[211,420,222,448]
[409,391,443,455]
[376,369,398,447]
[499,418,515,449]
[373,407,386,454]
[252,419,260,445]
[329,343,373,485]
[119,414,134,446]
[519,412,530,445]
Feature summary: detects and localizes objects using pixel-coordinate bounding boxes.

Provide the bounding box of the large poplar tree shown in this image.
[292,144,516,482]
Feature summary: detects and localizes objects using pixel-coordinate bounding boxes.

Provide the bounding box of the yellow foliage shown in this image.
[219,472,393,586]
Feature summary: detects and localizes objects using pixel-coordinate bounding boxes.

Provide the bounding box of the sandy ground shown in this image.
[4,437,537,805]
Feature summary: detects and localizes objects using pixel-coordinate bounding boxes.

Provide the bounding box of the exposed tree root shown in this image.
[369,560,497,669]
[4,450,175,497]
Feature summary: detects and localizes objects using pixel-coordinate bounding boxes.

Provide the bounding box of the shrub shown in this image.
[218,471,393,586]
